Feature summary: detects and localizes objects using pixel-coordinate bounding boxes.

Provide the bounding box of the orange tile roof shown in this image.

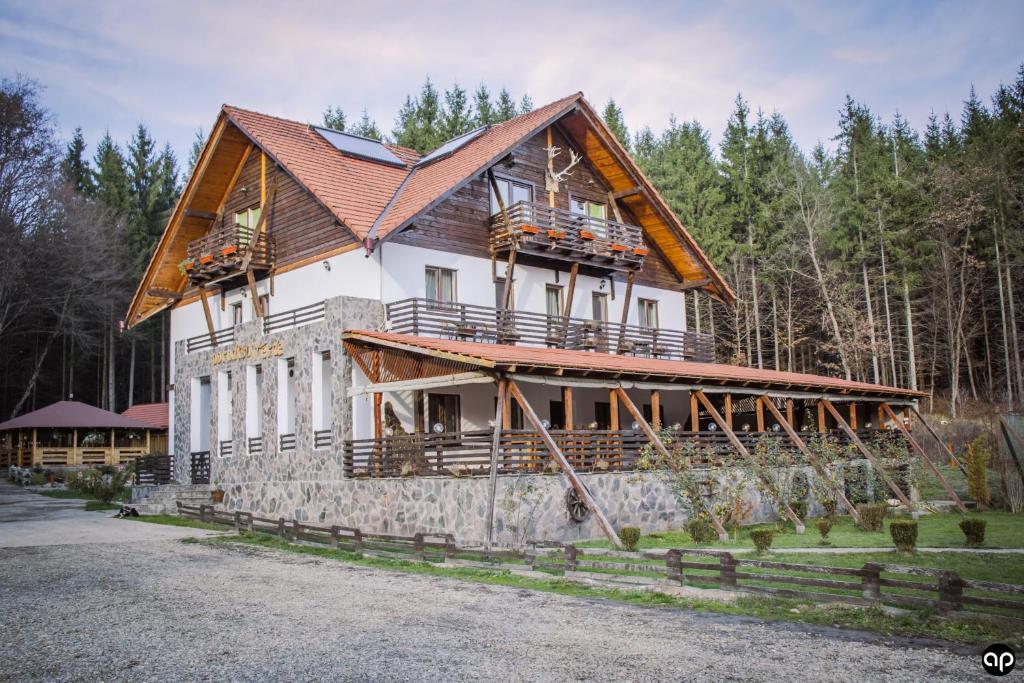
[223,106,417,240]
[370,93,583,239]
[342,330,925,400]
[120,402,169,429]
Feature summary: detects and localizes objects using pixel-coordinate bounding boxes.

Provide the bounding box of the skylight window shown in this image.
[311,126,405,167]
[415,126,489,167]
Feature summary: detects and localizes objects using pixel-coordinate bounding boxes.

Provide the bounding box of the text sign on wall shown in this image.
[212,340,284,365]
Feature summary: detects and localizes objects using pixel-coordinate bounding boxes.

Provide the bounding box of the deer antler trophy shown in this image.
[544,145,581,193]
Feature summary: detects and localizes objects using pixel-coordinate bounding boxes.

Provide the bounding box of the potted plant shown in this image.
[221,244,238,257]
[633,246,649,256]
[579,229,596,240]
[610,243,628,252]
[547,228,566,239]
[211,482,225,504]
[199,253,214,265]
[520,224,541,235]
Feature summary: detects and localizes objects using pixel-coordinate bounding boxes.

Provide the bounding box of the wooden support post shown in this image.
[690,393,699,432]
[246,270,263,318]
[72,428,79,466]
[109,428,116,465]
[546,127,555,208]
[650,390,661,430]
[817,401,827,433]
[760,397,862,524]
[487,169,511,230]
[31,428,38,467]
[413,390,425,433]
[695,391,805,533]
[372,393,382,440]
[724,394,733,430]
[500,249,517,313]
[821,400,917,515]
[881,404,968,514]
[561,262,578,333]
[616,271,635,353]
[485,379,507,548]
[608,389,619,430]
[756,397,765,432]
[786,399,795,428]
[562,387,574,429]
[144,429,151,456]
[198,287,217,343]
[849,403,858,430]
[508,380,623,548]
[908,405,967,476]
[878,404,886,429]
[260,151,267,206]
[606,190,624,224]
[616,387,729,540]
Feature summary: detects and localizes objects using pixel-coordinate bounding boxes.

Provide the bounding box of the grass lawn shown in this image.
[580,511,1024,551]
[194,531,1024,649]
[126,514,226,531]
[83,500,121,512]
[34,489,98,500]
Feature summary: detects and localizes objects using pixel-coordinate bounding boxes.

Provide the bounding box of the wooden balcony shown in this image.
[386,298,715,363]
[489,200,647,272]
[183,224,275,285]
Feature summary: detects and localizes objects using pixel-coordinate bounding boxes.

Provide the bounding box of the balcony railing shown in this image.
[263,300,326,334]
[280,433,296,451]
[314,429,332,449]
[183,224,275,285]
[186,326,235,353]
[490,200,647,271]
[387,298,715,363]
[190,451,211,484]
[342,428,895,479]
[248,436,263,455]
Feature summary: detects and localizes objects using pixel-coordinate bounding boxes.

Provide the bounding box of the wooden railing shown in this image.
[219,440,233,458]
[186,326,235,353]
[190,451,210,484]
[135,454,173,486]
[184,224,275,285]
[490,200,647,271]
[280,433,296,451]
[248,436,263,455]
[175,503,1024,620]
[314,429,332,449]
[263,300,326,334]
[386,298,716,363]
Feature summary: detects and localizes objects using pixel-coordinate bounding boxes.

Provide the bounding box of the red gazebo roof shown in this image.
[0,401,155,431]
[121,402,169,429]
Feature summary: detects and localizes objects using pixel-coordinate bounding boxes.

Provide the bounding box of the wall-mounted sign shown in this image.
[212,340,284,365]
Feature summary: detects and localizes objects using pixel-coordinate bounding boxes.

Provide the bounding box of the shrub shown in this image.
[965,436,991,508]
[789,500,808,521]
[750,528,774,554]
[821,497,837,518]
[687,517,716,544]
[959,517,987,546]
[29,472,46,486]
[857,502,887,532]
[619,527,641,551]
[815,517,832,545]
[889,519,918,553]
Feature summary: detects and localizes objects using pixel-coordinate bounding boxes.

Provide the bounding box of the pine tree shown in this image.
[92,133,130,216]
[391,78,446,153]
[188,128,205,174]
[495,88,517,122]
[322,106,346,131]
[602,99,630,151]
[473,84,494,126]
[519,94,534,114]
[442,83,474,139]
[61,127,93,194]
[349,109,383,141]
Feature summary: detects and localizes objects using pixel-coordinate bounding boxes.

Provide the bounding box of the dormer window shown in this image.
[489,177,532,215]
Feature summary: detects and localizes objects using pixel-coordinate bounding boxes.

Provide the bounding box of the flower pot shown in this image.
[633,247,649,256]
[579,230,595,240]
[521,225,541,235]
[199,254,214,265]
[547,229,565,239]
[211,489,225,504]
[610,243,628,252]
[184,261,194,271]
[221,245,238,257]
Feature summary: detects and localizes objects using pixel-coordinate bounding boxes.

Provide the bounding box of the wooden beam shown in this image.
[562,386,574,430]
[817,401,826,433]
[197,287,216,342]
[650,390,661,430]
[760,397,862,524]
[349,372,494,397]
[184,209,217,221]
[849,403,858,430]
[608,389,619,430]
[755,396,765,432]
[246,270,264,318]
[695,391,805,532]
[616,387,728,540]
[616,271,634,353]
[690,393,699,432]
[508,380,623,548]
[485,379,506,547]
[610,186,641,200]
[500,248,517,312]
[881,403,968,514]
[561,262,578,321]
[724,394,733,430]
[546,127,555,208]
[679,278,713,292]
[606,190,624,224]
[146,288,181,301]
[786,398,795,428]
[908,405,967,476]
[821,400,917,514]
[487,169,511,229]
[260,150,267,207]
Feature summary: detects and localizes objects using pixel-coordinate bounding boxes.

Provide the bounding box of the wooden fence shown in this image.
[176,503,1024,620]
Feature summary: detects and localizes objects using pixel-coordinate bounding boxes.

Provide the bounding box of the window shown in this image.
[278,358,296,442]
[638,299,659,329]
[245,365,262,440]
[428,394,461,433]
[494,277,514,309]
[217,371,232,455]
[571,198,607,236]
[489,177,533,215]
[231,302,243,326]
[549,401,565,430]
[545,285,563,318]
[192,376,211,452]
[312,351,332,434]
[425,266,457,303]
[591,292,608,322]
[234,205,262,244]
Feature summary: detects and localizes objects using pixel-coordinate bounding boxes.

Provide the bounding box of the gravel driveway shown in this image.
[0,535,985,682]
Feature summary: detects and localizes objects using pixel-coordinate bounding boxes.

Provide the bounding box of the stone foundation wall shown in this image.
[220,464,848,544]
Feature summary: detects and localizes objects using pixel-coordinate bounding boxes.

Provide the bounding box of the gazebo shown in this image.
[0,401,159,468]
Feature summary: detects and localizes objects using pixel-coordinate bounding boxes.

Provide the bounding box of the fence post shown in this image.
[564,544,578,572]
[414,533,425,561]
[666,549,682,584]
[199,504,209,522]
[861,563,882,601]
[290,522,300,542]
[330,525,340,549]
[937,571,964,612]
[353,528,363,553]
[233,511,241,531]
[277,518,286,538]
[719,553,737,589]
[445,534,456,561]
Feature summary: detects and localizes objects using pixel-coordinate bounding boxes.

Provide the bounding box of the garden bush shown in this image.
[687,517,716,544]
[821,497,837,518]
[750,528,774,554]
[619,527,641,551]
[857,502,887,532]
[965,436,991,508]
[29,472,46,486]
[889,519,918,553]
[789,500,808,521]
[959,517,987,546]
[815,517,832,545]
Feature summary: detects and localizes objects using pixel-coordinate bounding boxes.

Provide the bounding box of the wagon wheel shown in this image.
[565,487,590,523]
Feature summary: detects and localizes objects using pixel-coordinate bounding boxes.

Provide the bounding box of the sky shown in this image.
[1,0,1022,167]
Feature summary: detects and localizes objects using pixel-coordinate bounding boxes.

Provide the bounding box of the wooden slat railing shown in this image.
[190,451,210,484]
[186,326,235,353]
[135,454,173,485]
[263,300,326,334]
[386,298,715,363]
[184,224,275,284]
